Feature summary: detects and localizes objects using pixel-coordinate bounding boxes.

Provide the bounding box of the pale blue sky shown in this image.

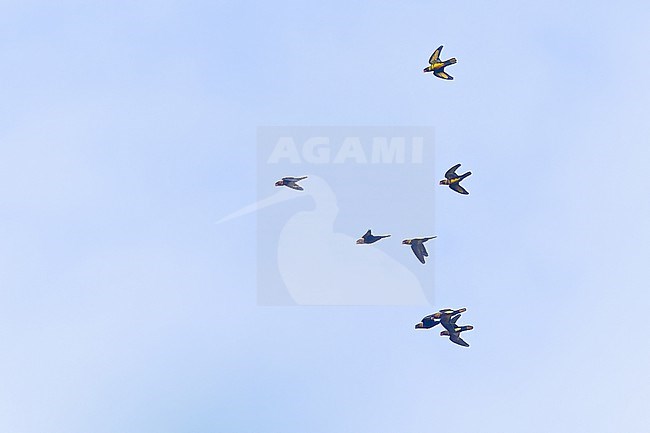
[1,1,649,432]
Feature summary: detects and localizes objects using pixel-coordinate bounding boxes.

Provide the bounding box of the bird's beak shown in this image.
[275,181,282,186]
[356,239,364,244]
[415,322,424,329]
[402,240,409,244]
[439,180,445,185]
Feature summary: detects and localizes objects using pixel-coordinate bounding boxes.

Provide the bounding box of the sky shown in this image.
[1,1,649,432]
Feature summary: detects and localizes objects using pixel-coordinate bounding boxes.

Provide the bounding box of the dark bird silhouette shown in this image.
[423,45,457,80]
[275,176,307,191]
[433,308,473,347]
[440,325,474,347]
[416,308,465,330]
[356,229,391,245]
[402,236,437,264]
[416,308,472,346]
[439,164,471,195]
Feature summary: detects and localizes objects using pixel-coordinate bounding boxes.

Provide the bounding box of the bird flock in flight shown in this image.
[274,46,474,347]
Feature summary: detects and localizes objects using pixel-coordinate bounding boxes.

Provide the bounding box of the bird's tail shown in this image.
[296,176,308,181]
[444,58,457,66]
[459,171,472,180]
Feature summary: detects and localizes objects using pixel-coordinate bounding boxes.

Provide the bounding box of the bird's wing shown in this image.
[434,70,453,80]
[429,45,443,64]
[450,314,461,325]
[445,164,461,179]
[449,183,469,195]
[450,334,470,347]
[411,243,426,264]
[282,177,302,182]
[439,313,453,325]
[364,229,372,237]
[421,243,428,257]
[371,234,391,243]
[286,182,304,191]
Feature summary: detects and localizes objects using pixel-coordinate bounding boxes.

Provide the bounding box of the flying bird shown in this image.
[275,176,308,191]
[440,164,472,195]
[356,229,391,245]
[440,325,474,347]
[423,45,457,80]
[434,308,473,347]
[417,308,465,330]
[402,236,437,264]
[416,308,473,346]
